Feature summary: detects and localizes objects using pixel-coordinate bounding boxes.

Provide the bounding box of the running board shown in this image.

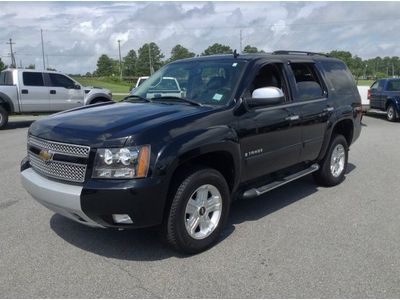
[242,164,319,199]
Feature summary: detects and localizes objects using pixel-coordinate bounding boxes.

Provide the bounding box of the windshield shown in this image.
[132,60,246,106]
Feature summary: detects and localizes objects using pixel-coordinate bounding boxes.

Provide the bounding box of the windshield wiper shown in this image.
[123,95,152,103]
[151,96,203,107]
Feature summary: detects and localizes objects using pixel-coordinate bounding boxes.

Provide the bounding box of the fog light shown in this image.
[112,214,133,224]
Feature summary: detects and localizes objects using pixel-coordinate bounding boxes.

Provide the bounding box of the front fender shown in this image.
[0,91,16,113]
[154,125,241,190]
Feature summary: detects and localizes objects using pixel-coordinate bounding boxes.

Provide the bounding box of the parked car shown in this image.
[130,76,149,94]
[21,51,362,253]
[0,69,113,129]
[368,78,400,121]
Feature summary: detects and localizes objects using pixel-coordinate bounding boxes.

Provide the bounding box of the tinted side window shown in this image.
[23,72,44,86]
[290,63,324,101]
[370,81,379,90]
[0,71,13,85]
[320,61,355,95]
[386,80,400,91]
[49,73,75,88]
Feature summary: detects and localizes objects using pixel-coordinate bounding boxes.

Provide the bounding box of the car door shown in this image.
[19,71,50,112]
[237,62,302,182]
[47,73,84,111]
[286,61,330,162]
[369,80,384,109]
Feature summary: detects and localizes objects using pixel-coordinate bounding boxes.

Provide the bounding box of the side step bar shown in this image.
[242,164,319,199]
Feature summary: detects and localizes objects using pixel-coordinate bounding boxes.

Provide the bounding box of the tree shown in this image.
[26,64,35,69]
[136,42,165,76]
[0,58,5,71]
[123,49,137,77]
[201,43,233,56]
[243,45,262,53]
[169,44,195,62]
[96,54,115,76]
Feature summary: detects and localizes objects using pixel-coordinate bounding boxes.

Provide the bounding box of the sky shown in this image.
[1,1,400,74]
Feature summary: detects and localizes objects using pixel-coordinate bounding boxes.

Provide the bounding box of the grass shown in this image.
[356,79,374,86]
[72,76,132,94]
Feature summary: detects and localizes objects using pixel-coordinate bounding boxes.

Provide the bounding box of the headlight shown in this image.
[92,145,150,179]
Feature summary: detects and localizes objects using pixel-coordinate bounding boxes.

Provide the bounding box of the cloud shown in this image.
[0,1,399,74]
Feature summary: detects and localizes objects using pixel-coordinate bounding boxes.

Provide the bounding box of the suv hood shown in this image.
[29,102,213,147]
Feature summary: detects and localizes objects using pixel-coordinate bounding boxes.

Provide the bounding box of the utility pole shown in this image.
[392,62,395,77]
[239,29,243,53]
[41,29,46,70]
[148,43,154,75]
[117,40,122,79]
[6,38,16,68]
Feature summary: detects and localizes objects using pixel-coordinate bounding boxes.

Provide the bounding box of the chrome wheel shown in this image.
[387,106,395,120]
[330,144,345,177]
[184,184,222,240]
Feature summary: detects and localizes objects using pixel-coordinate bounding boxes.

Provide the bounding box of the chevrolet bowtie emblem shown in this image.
[38,149,54,163]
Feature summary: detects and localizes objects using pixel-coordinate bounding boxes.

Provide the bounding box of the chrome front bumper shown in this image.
[21,168,103,228]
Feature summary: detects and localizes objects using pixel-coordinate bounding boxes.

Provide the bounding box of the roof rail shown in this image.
[272,50,328,57]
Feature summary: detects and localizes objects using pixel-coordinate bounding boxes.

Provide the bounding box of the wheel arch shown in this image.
[0,92,15,113]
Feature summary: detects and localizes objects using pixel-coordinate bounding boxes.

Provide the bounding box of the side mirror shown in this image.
[74,84,82,90]
[245,87,285,108]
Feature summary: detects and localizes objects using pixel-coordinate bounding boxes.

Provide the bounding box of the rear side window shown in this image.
[0,71,13,85]
[320,61,355,95]
[49,73,75,89]
[290,63,324,101]
[386,80,400,91]
[23,72,44,86]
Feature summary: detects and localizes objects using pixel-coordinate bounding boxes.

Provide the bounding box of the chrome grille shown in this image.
[27,136,90,183]
[28,136,90,158]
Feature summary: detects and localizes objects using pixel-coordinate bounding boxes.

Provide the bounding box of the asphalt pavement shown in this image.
[0,113,399,298]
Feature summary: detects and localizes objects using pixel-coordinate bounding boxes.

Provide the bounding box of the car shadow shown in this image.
[50,164,357,261]
[364,111,388,121]
[4,119,35,130]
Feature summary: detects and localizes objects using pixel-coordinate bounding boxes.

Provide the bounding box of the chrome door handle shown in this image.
[324,107,334,112]
[285,115,300,121]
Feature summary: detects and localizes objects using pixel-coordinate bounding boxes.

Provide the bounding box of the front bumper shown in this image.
[21,168,103,227]
[21,164,168,229]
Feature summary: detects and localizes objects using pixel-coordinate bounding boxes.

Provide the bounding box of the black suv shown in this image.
[21,51,362,253]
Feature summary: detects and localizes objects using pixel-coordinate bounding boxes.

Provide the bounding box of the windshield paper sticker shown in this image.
[213,93,223,101]
[232,63,238,67]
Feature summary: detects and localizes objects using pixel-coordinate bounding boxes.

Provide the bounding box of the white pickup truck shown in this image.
[0,69,113,129]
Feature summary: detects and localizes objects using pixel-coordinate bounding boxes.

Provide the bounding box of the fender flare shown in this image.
[85,92,112,105]
[0,92,15,113]
[317,116,354,161]
[154,126,242,192]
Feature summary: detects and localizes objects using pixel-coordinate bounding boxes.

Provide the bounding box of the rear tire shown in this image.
[387,104,398,122]
[165,167,230,254]
[313,134,348,187]
[0,106,9,130]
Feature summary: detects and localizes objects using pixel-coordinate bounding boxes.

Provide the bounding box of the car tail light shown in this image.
[367,89,371,100]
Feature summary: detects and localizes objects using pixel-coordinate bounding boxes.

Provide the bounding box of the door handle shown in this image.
[21,89,28,94]
[323,107,334,112]
[285,115,300,121]
[50,90,56,94]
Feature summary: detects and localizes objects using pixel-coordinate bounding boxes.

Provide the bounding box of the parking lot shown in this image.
[0,114,399,298]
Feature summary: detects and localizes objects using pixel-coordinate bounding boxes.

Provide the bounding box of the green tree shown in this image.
[26,64,35,69]
[201,43,233,56]
[96,54,114,76]
[0,58,5,71]
[136,42,165,76]
[243,45,259,53]
[123,49,137,76]
[169,44,195,62]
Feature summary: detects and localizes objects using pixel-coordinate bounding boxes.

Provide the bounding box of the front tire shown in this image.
[165,168,230,254]
[0,106,9,130]
[313,134,348,187]
[387,104,398,122]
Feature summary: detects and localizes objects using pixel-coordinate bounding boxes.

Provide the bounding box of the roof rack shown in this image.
[272,50,328,57]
